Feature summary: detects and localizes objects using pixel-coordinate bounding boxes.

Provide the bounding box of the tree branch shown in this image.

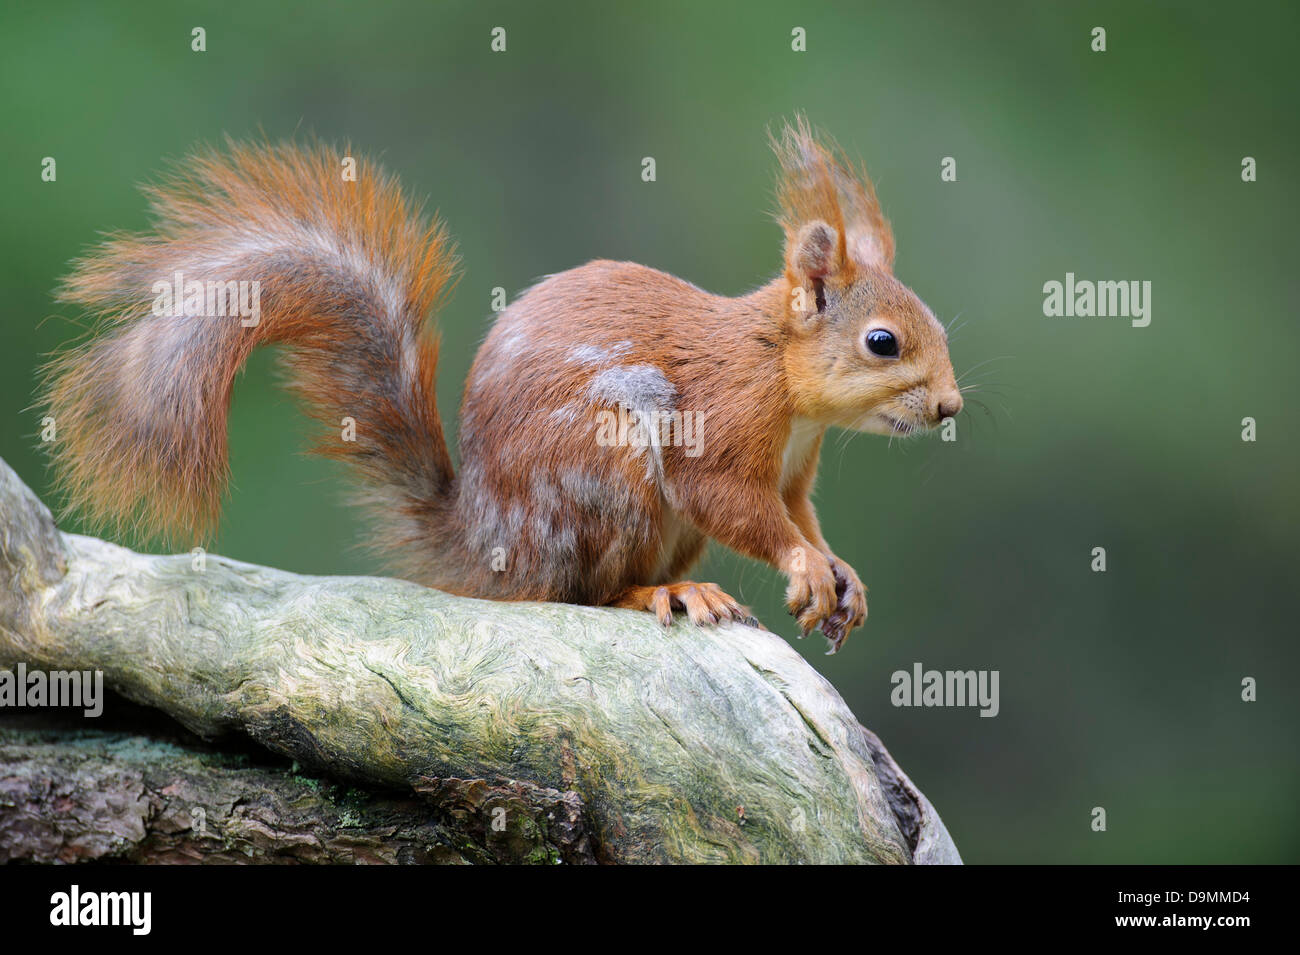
[0,457,959,864]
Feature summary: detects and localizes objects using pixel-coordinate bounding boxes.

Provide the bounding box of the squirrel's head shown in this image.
[772,118,961,436]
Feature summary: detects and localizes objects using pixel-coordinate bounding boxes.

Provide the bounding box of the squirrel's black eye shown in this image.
[865,329,898,357]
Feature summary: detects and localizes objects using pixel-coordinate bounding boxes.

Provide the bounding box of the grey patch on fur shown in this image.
[529,473,563,542]
[556,468,653,585]
[568,341,633,367]
[457,463,520,556]
[531,473,562,513]
[548,405,580,425]
[587,364,676,416]
[518,472,580,593]
[469,326,529,393]
[586,365,676,488]
[568,344,608,366]
[493,327,527,355]
[504,502,527,543]
[559,469,614,512]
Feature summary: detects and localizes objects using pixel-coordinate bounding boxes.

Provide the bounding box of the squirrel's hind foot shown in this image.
[610,582,761,630]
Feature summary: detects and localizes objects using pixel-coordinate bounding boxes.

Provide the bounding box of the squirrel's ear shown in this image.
[785,220,844,320]
[788,220,843,282]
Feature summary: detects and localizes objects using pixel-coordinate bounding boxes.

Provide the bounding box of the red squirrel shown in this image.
[42,119,961,653]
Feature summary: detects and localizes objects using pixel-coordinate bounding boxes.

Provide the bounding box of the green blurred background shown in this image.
[2,0,1296,863]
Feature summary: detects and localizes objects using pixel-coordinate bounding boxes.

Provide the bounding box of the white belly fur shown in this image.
[780,417,824,492]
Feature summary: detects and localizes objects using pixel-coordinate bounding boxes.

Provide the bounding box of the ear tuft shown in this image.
[846,227,891,270]
[770,115,895,273]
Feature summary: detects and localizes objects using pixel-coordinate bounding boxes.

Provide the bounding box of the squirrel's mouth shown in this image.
[880,414,918,436]
[844,409,926,437]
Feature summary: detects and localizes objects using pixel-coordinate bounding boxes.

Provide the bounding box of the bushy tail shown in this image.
[42,140,459,570]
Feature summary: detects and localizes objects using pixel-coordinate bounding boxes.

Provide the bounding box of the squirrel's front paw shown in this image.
[783,548,839,639]
[821,557,868,654]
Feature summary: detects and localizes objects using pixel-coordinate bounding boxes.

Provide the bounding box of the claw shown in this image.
[613,581,751,631]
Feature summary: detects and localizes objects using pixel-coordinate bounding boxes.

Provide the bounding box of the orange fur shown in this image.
[42,121,961,651]
[44,140,457,550]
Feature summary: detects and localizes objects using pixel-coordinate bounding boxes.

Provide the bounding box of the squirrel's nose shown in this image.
[935,393,963,420]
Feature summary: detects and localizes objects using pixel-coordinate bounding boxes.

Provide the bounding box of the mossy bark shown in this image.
[0,457,960,864]
[1,721,579,864]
